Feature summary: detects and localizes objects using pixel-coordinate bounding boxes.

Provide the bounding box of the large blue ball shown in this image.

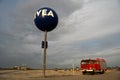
[34,7,58,32]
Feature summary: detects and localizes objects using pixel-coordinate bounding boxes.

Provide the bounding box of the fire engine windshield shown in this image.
[81,60,96,64]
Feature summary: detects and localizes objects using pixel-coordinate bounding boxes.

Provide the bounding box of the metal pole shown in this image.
[43,30,47,78]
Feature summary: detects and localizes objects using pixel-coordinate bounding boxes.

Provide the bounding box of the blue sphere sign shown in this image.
[34,7,58,32]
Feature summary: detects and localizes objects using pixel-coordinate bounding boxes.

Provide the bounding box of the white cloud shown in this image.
[57,0,120,44]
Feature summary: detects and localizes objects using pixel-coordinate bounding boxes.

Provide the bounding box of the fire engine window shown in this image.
[81,62,87,64]
[81,60,90,64]
[90,60,95,64]
[81,62,86,64]
[94,61,99,64]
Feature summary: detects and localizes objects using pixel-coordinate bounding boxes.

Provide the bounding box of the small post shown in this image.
[72,64,75,75]
[43,30,47,78]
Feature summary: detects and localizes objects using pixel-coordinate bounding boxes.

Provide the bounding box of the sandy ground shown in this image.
[0,69,120,80]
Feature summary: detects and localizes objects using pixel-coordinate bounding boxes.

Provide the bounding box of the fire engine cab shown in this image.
[81,58,107,75]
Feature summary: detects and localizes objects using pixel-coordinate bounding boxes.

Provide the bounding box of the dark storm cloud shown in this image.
[0,0,120,68]
[0,0,83,68]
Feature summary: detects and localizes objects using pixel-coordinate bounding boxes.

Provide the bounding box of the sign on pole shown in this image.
[34,7,58,78]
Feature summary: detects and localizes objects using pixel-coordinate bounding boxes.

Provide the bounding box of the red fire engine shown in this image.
[80,58,107,74]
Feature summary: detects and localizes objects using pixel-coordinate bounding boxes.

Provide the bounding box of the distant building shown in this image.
[13,64,28,70]
[13,66,20,70]
[20,64,27,70]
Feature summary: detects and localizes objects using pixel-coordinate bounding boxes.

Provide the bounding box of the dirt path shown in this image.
[0,70,120,80]
[40,70,120,80]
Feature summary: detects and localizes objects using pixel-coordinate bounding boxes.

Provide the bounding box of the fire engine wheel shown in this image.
[91,70,94,75]
[100,70,104,74]
[82,71,86,75]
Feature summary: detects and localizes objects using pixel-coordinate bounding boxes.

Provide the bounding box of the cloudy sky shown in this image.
[0,0,120,68]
